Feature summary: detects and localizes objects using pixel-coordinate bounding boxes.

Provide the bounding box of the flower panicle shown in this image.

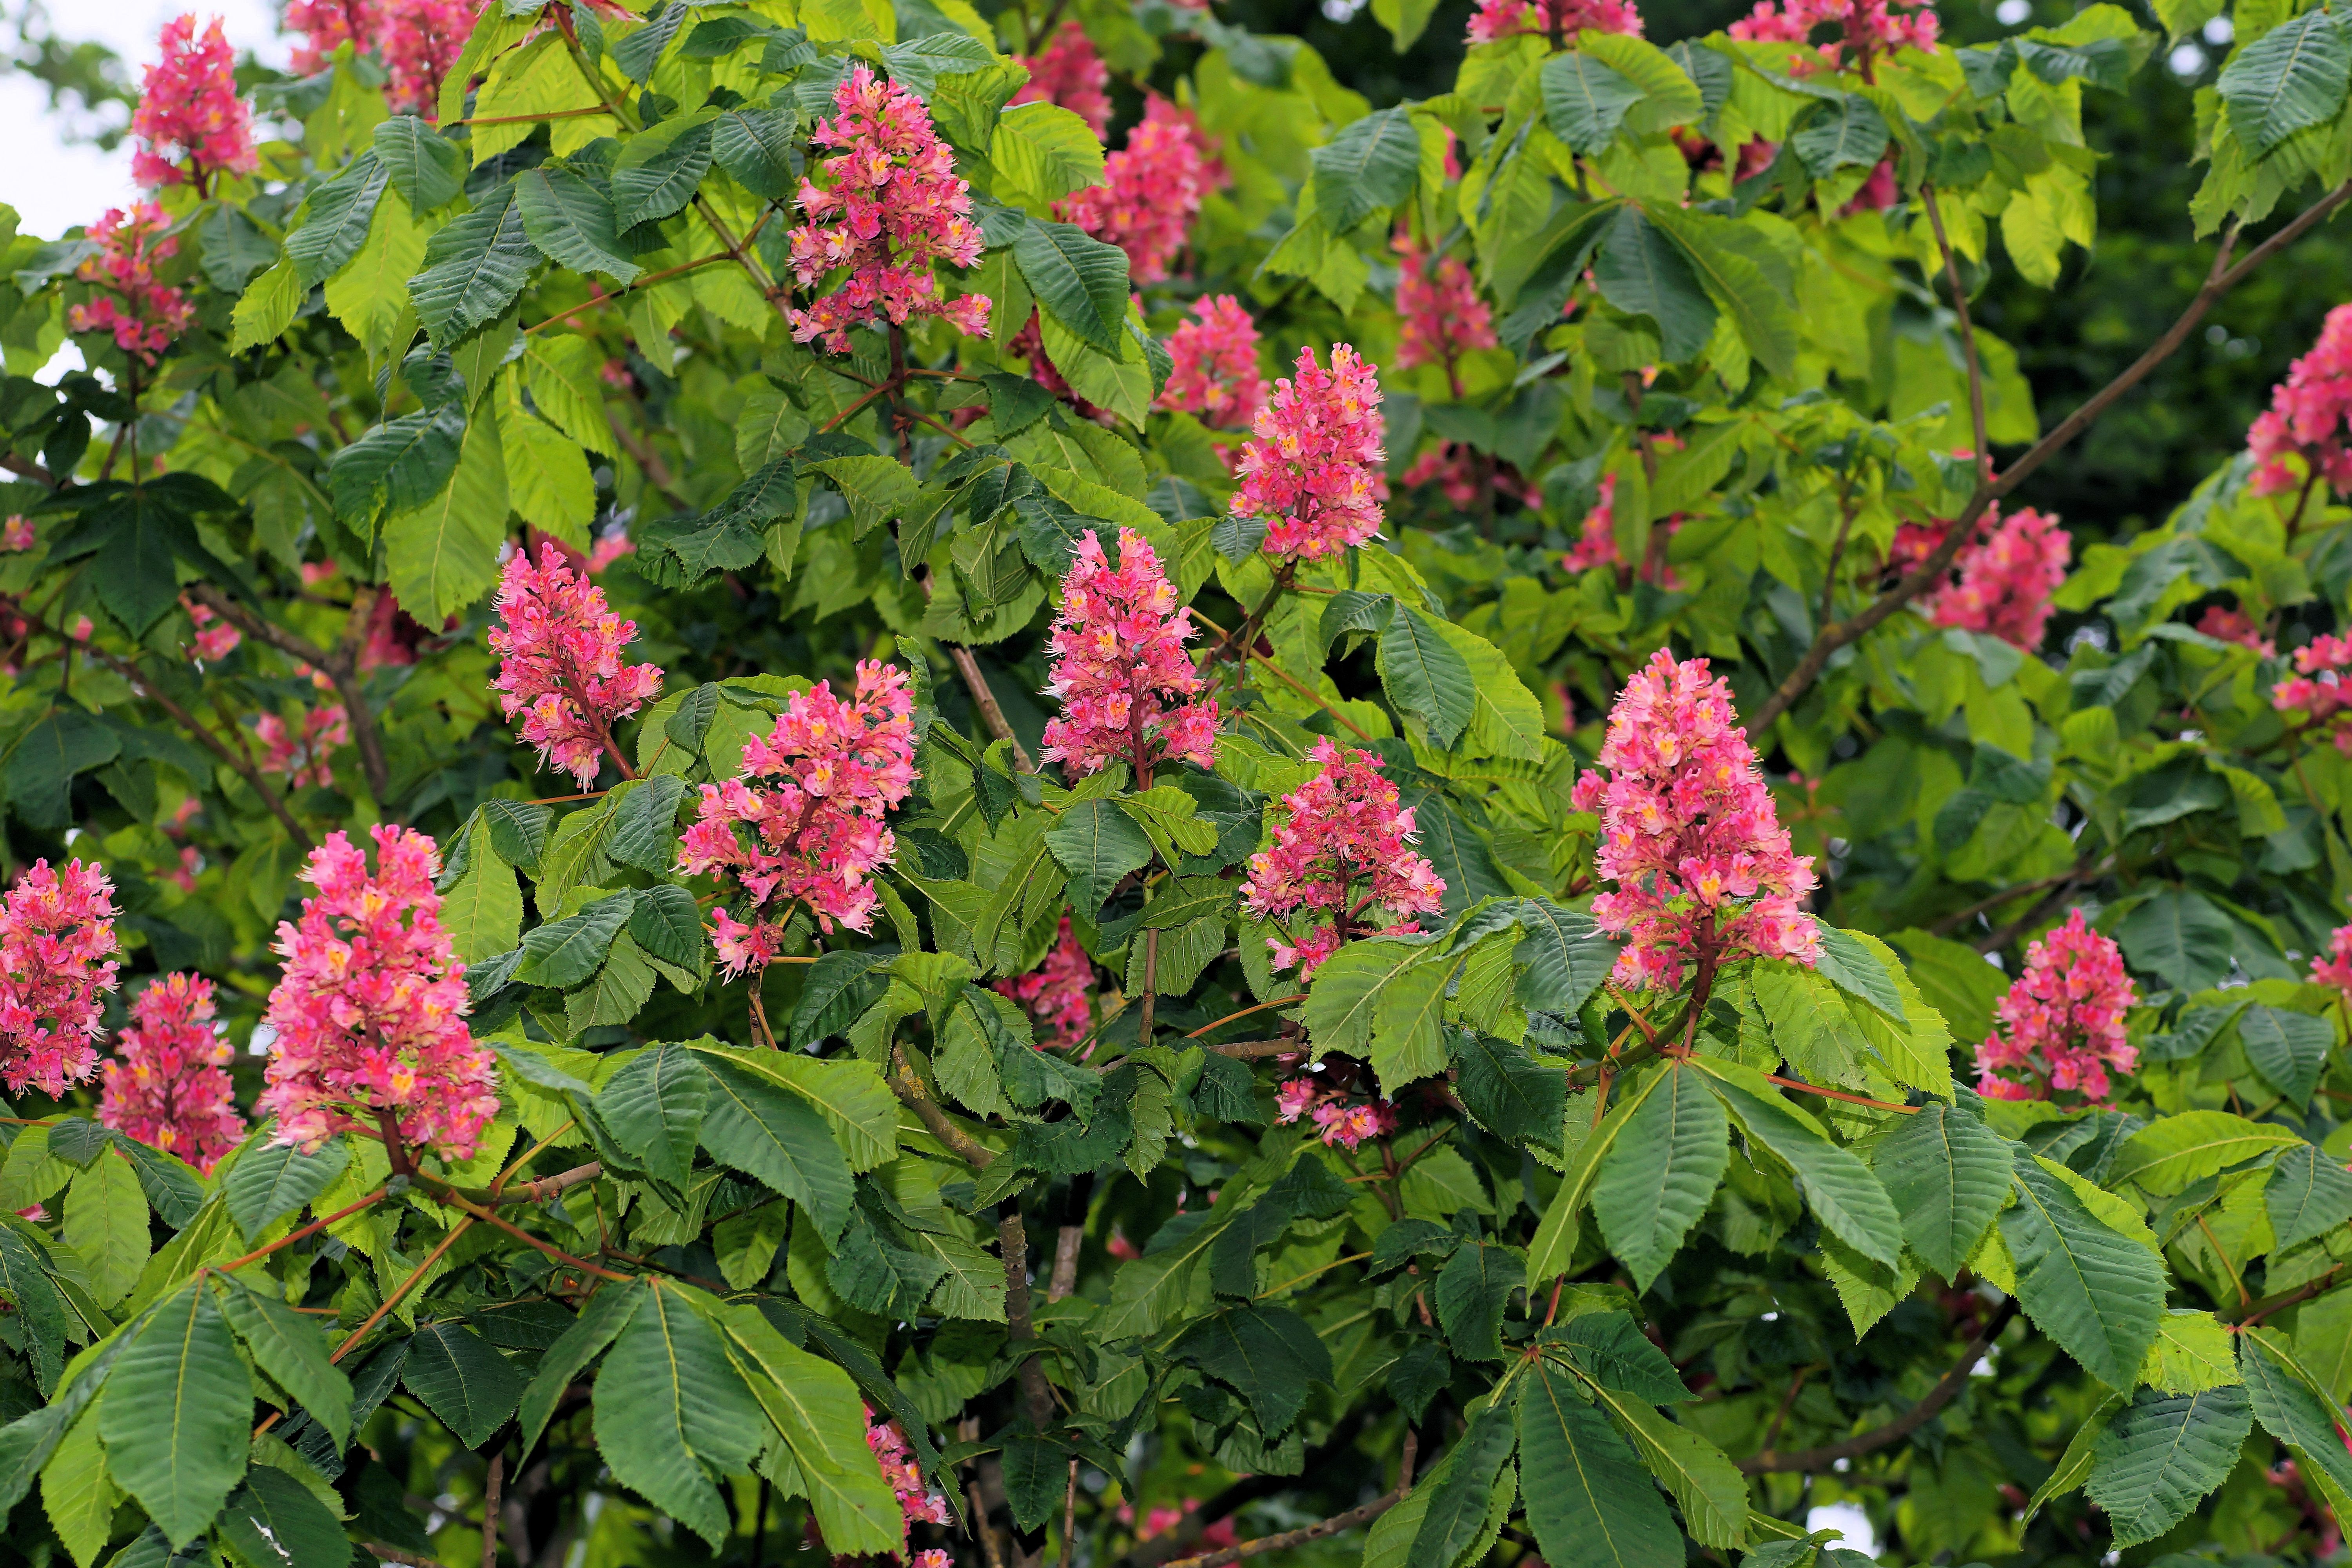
[0,859,121,1098]
[1239,739,1445,980]
[1973,909,2137,1104]
[100,972,245,1172]
[1038,528,1218,779]
[132,15,257,192]
[489,544,665,787]
[1230,345,1387,563]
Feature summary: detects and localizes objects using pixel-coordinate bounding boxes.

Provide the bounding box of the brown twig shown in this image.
[946,645,1034,771]
[481,1451,504,1568]
[1203,1038,1301,1059]
[331,1217,478,1364]
[363,1545,449,1568]
[1750,179,2352,731]
[211,1189,390,1274]
[1763,1074,1919,1115]
[1920,183,1991,479]
[891,1049,995,1167]
[1000,1201,1055,1425]
[1161,1430,1417,1568]
[188,584,391,804]
[1185,995,1308,1038]
[2227,1262,2345,1326]
[1738,1299,2016,1473]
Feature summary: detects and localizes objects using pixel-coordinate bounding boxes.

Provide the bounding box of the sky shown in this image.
[1,0,290,240]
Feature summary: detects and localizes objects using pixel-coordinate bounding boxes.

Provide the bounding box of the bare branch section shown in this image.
[189,583,392,804]
[1738,1299,2017,1474]
[1751,178,2352,732]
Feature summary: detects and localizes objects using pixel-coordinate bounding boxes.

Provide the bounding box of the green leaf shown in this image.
[2139,1309,2242,1394]
[1455,1033,1570,1146]
[717,1303,900,1555]
[515,891,637,988]
[1695,1060,1902,1269]
[408,181,539,350]
[612,116,716,229]
[628,883,708,977]
[1407,1397,1520,1566]
[1172,1304,1333,1436]
[808,454,925,539]
[1595,1393,1749,1550]
[403,1320,526,1447]
[230,260,303,354]
[514,165,640,284]
[1013,221,1130,354]
[1543,53,1648,154]
[2001,1154,2166,1389]
[2218,9,2352,159]
[2108,1111,2303,1194]
[443,837,523,964]
[331,409,465,523]
[598,1040,711,1186]
[373,115,466,212]
[1536,1319,1682,1413]
[1045,798,1154,914]
[698,1054,855,1243]
[1436,1240,1526,1361]
[606,773,689,873]
[286,154,390,288]
[991,102,1106,200]
[595,1284,769,1550]
[1507,899,1620,1016]
[880,31,996,95]
[1792,93,1891,175]
[41,1408,114,1568]
[1377,606,1476,750]
[2266,1141,2352,1252]
[1518,1358,1682,1568]
[2085,1385,2253,1546]
[1592,205,1716,364]
[97,1280,252,1547]
[224,1133,350,1240]
[382,410,507,619]
[2023,1393,2123,1523]
[1868,1099,2013,1280]
[114,1142,203,1230]
[218,1466,348,1568]
[215,1279,353,1448]
[710,105,800,199]
[62,1151,147,1309]
[2235,1004,2332,1109]
[1595,1062,1729,1291]
[2240,1330,2352,1501]
[2114,889,2238,992]
[1310,107,1421,231]
[517,1283,645,1454]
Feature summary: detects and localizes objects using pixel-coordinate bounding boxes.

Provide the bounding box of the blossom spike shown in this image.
[1038,529,1218,779]
[1973,909,2137,1104]
[489,544,665,787]
[0,859,120,1098]
[1230,346,1387,563]
[100,972,245,1172]
[1239,739,1445,980]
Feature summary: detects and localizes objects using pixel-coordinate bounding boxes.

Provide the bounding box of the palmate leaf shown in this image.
[217,1467,347,1568]
[372,115,465,212]
[1868,1098,2013,1280]
[1594,1062,1729,1290]
[1044,798,1154,915]
[285,152,390,289]
[514,165,639,284]
[1408,1397,1520,1567]
[697,1054,855,1243]
[1592,205,1716,364]
[223,1131,349,1240]
[1435,1240,1526,1361]
[1376,606,1475,750]
[593,1283,768,1550]
[403,1321,527,1448]
[2218,9,2352,159]
[1013,221,1129,354]
[2108,1110,2303,1193]
[2266,1141,2352,1252]
[1171,1304,1332,1436]
[95,1280,252,1547]
[1588,1389,1749,1550]
[1695,1060,1902,1269]
[597,1040,710,1186]
[2001,1154,2165,1389]
[1309,106,1421,231]
[718,1304,900,1555]
[1542,53,1648,154]
[1517,1359,1682,1568]
[1790,94,1891,175]
[2085,1385,2252,1546]
[710,105,800,198]
[517,1283,644,1453]
[2234,1004,2332,1109]
[215,1278,352,1447]
[408,181,539,350]
[2239,1330,2352,1502]
[1547,1313,1693,1403]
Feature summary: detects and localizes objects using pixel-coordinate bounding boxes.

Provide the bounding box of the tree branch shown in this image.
[946,645,1034,771]
[1921,183,1991,480]
[1738,1298,2016,1474]
[891,1049,995,1167]
[1749,178,2352,732]
[1159,1430,1416,1568]
[1119,1413,1376,1568]
[0,593,316,852]
[1000,1200,1056,1426]
[188,583,392,804]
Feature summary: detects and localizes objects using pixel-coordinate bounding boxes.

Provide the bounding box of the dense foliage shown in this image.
[0,0,2350,1566]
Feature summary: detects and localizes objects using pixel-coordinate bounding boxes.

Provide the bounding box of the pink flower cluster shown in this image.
[181,594,240,661]
[132,15,258,193]
[2198,604,2276,657]
[995,917,1094,1047]
[260,826,498,1162]
[68,204,195,365]
[1394,237,1497,376]
[1012,21,1111,136]
[2249,303,2352,499]
[1061,95,1207,286]
[284,0,472,116]
[2311,922,2352,995]
[1973,908,2138,1103]
[677,662,918,961]
[0,860,120,1098]
[2270,632,2352,752]
[1,517,32,552]
[1403,444,1542,512]
[1230,346,1387,563]
[785,65,990,354]
[1727,0,1938,78]
[1570,650,1822,992]
[256,704,350,789]
[99,973,246,1173]
[1275,1078,1400,1149]
[489,544,665,787]
[864,1408,952,1551]
[1039,529,1218,778]
[1159,295,1265,428]
[1240,739,1446,979]
[1467,0,1643,44]
[1905,505,2071,651]
[1562,472,1621,573]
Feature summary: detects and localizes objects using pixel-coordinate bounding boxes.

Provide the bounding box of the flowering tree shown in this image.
[0,0,2348,1566]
